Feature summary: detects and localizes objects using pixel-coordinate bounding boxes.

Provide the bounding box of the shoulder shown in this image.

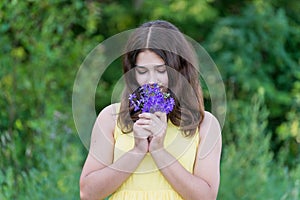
[203,111,219,123]
[94,103,120,136]
[199,111,222,145]
[200,111,221,132]
[97,103,119,119]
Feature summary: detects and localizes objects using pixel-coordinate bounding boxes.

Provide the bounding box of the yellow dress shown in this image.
[109,106,199,200]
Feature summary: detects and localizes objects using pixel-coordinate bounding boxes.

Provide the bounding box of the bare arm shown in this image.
[148,112,222,200]
[79,104,149,200]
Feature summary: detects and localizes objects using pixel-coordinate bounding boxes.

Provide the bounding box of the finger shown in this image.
[138,113,154,120]
[136,118,151,125]
[138,124,152,132]
[140,122,166,136]
[139,112,166,123]
[154,112,167,122]
[134,125,152,138]
[139,124,163,135]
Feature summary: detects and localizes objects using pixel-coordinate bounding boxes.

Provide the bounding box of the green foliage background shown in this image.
[0,0,299,199]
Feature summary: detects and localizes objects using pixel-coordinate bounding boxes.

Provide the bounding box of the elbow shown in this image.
[204,184,218,200]
[210,193,218,200]
[197,192,217,200]
[208,187,218,200]
[80,189,88,200]
[80,190,87,200]
[80,177,107,200]
[194,186,218,200]
[79,177,90,200]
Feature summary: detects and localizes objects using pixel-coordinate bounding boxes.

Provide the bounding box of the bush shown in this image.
[206,1,299,128]
[0,110,83,199]
[1,0,299,199]
[206,0,300,168]
[219,92,300,199]
[0,0,91,198]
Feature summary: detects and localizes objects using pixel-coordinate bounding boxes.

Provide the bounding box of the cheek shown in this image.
[158,73,168,87]
[135,72,146,86]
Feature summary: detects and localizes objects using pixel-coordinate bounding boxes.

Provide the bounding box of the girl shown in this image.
[80,20,222,200]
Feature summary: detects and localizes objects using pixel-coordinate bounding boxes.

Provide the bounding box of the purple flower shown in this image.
[129,83,175,114]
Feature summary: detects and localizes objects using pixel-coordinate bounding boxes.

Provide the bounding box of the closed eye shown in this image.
[136,70,147,74]
[156,65,167,73]
[135,66,148,74]
[157,68,167,73]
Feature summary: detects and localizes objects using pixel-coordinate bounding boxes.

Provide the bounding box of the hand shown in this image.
[137,112,167,152]
[133,120,152,154]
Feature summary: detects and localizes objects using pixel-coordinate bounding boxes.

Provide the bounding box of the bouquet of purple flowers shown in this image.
[129,83,175,114]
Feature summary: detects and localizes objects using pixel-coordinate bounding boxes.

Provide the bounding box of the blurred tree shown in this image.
[219,92,300,199]
[1,0,299,199]
[0,0,96,198]
[205,1,300,166]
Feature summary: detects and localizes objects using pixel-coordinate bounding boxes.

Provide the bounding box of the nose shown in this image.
[148,71,157,84]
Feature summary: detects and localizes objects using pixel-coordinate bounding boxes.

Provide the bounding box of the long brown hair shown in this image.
[117,20,204,136]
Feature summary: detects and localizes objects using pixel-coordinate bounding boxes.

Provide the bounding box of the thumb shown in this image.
[154,112,167,122]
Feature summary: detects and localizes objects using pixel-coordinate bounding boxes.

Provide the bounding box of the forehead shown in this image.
[136,50,164,66]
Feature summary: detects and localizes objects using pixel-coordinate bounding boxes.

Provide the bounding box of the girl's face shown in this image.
[135,50,168,87]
